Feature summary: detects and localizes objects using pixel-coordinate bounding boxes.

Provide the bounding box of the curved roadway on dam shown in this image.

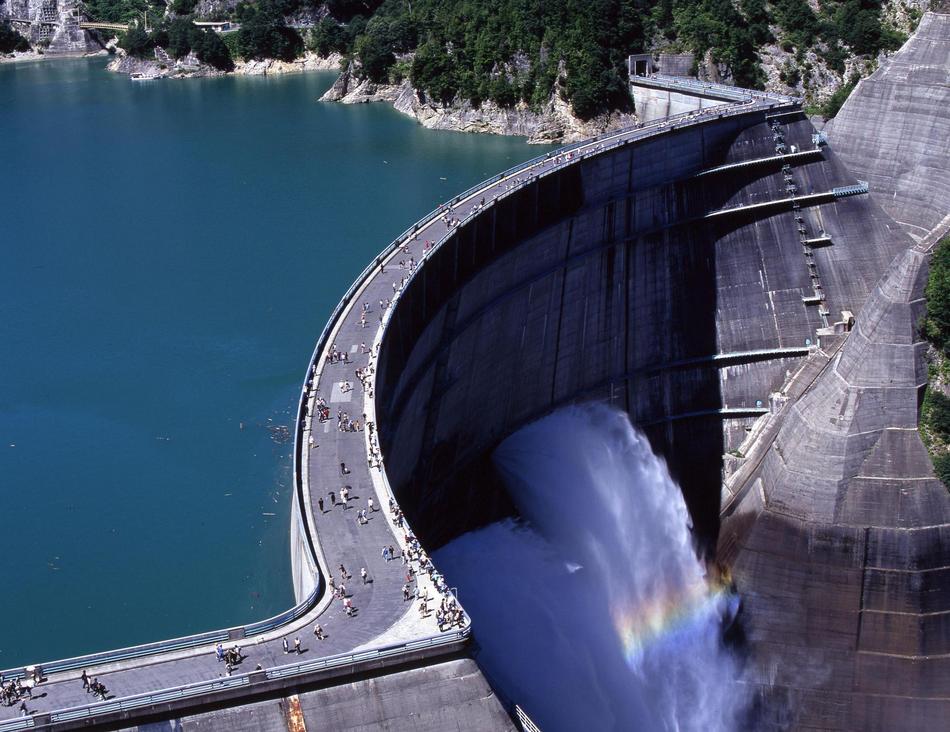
[0,89,801,730]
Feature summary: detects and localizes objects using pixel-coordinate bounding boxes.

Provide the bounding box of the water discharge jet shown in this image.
[436,404,746,731]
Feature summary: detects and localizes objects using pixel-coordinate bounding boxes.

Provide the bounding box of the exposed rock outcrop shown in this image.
[236,50,342,76]
[107,48,223,78]
[107,49,343,79]
[320,65,637,144]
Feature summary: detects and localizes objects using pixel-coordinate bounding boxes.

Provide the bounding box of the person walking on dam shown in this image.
[282,638,289,654]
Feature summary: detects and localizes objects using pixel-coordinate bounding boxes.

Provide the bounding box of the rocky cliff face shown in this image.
[1,0,103,55]
[236,50,341,76]
[107,49,342,78]
[753,0,931,105]
[320,65,637,144]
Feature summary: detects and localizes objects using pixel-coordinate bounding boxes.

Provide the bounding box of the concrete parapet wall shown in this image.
[631,86,726,122]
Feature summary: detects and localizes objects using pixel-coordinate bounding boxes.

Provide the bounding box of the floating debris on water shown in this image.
[268,425,291,444]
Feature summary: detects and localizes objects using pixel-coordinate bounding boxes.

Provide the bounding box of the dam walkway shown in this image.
[0,92,801,730]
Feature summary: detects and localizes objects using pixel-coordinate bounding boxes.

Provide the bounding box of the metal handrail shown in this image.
[633,73,803,106]
[515,705,544,732]
[0,630,470,730]
[0,92,799,716]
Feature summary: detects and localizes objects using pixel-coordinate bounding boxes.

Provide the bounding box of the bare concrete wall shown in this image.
[630,86,727,122]
[376,109,907,553]
[826,11,950,243]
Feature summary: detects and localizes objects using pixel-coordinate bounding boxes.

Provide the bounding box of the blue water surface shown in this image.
[0,57,543,666]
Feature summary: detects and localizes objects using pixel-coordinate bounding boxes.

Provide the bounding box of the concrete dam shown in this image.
[376,108,906,554]
[2,13,948,730]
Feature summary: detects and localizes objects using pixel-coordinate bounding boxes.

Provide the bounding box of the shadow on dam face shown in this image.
[374,109,906,555]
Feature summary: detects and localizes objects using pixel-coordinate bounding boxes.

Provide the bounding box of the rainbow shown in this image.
[612,581,730,666]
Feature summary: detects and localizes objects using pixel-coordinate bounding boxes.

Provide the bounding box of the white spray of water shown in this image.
[434,404,745,732]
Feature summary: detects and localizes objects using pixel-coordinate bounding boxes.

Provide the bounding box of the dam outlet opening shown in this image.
[435,404,746,732]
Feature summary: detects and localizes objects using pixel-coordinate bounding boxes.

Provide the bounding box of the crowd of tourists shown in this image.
[1,677,34,710]
[0,134,615,721]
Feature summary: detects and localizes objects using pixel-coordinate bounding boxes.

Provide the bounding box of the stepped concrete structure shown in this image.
[2,0,102,55]
[716,10,950,728]
[2,13,948,729]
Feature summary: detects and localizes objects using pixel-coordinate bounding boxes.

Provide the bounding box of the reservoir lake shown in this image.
[0,57,544,666]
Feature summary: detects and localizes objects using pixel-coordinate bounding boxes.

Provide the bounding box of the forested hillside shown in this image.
[98,0,921,118]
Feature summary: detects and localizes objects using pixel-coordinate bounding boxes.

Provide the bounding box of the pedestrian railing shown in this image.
[631,74,802,106]
[265,629,468,680]
[243,587,319,636]
[49,676,251,723]
[515,705,544,732]
[0,586,316,683]
[0,89,800,729]
[0,630,470,731]
[0,719,34,732]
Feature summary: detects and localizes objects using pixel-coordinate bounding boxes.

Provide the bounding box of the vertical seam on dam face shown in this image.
[551,220,572,408]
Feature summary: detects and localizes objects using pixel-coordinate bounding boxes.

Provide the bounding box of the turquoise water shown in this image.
[0,58,544,667]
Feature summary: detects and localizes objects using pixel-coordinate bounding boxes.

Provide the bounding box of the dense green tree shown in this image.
[740,0,772,46]
[119,24,154,57]
[410,39,458,104]
[355,31,395,82]
[925,390,950,438]
[672,0,765,88]
[771,0,818,48]
[193,28,234,70]
[820,76,858,117]
[166,16,195,58]
[84,0,156,25]
[236,6,303,61]
[489,74,519,107]
[307,17,349,56]
[170,0,197,15]
[933,453,950,488]
[925,238,950,354]
[105,0,906,118]
[0,22,30,53]
[326,0,385,22]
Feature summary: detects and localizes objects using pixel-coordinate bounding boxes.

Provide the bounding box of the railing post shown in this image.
[248,670,267,684]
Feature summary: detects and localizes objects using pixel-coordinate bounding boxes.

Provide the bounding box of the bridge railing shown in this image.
[0,630,469,732]
[632,74,803,106]
[0,92,799,715]
[0,585,315,681]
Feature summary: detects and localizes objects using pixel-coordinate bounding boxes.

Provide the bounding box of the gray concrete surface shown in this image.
[115,659,515,732]
[826,11,950,244]
[719,239,950,730]
[376,109,906,552]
